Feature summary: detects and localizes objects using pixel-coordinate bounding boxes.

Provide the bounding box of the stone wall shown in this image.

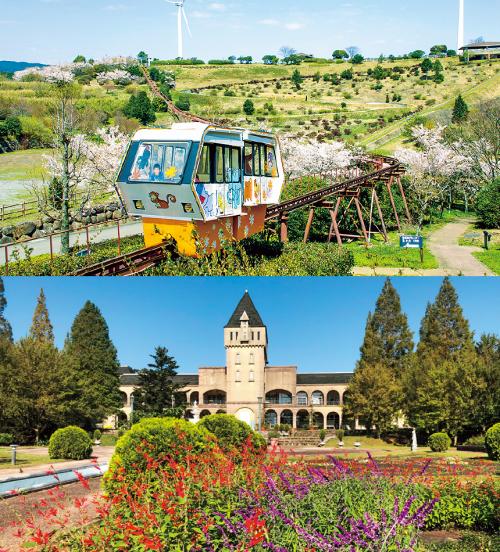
[0,202,127,244]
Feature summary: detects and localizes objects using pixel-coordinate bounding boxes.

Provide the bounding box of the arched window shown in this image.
[327,390,340,405]
[265,390,292,405]
[265,410,278,428]
[313,412,324,429]
[327,412,340,430]
[203,390,226,405]
[312,391,324,405]
[280,410,293,426]
[296,410,310,429]
[296,391,308,406]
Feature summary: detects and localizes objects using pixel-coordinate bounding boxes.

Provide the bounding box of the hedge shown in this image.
[48,426,93,460]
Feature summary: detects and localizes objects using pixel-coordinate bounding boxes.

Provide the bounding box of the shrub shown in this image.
[48,426,93,460]
[0,433,14,446]
[93,429,102,442]
[243,99,255,115]
[198,413,266,454]
[463,434,485,447]
[104,417,214,494]
[428,432,451,452]
[485,422,500,460]
[337,429,345,441]
[476,179,500,228]
[319,429,326,441]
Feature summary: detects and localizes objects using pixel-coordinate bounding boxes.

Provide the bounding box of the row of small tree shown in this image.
[345,278,499,443]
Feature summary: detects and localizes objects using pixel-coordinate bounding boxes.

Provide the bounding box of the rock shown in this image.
[71,222,82,231]
[36,219,44,229]
[74,213,82,223]
[96,213,106,223]
[105,211,112,219]
[32,230,45,239]
[107,202,119,211]
[91,215,97,224]
[113,210,122,220]
[43,215,54,224]
[14,221,36,239]
[44,223,54,235]
[2,226,15,237]
[83,216,91,225]
[0,236,14,245]
[53,220,61,231]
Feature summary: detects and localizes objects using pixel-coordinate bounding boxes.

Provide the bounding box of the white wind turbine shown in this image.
[457,0,465,52]
[167,0,192,59]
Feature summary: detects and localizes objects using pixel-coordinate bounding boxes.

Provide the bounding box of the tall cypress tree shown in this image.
[473,334,500,432]
[133,346,185,420]
[29,289,54,344]
[345,280,413,436]
[405,278,477,440]
[64,301,122,429]
[452,94,469,123]
[0,277,13,342]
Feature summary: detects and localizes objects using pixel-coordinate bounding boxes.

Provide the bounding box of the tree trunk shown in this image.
[61,138,71,255]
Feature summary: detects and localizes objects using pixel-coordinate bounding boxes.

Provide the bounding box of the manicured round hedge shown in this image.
[428,432,451,452]
[485,423,500,461]
[197,414,267,454]
[48,426,93,460]
[104,417,215,494]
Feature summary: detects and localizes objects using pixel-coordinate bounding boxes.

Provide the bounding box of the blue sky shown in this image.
[1,0,498,64]
[4,277,499,374]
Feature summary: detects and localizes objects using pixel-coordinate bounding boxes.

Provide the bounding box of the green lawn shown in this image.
[0,148,50,181]
[473,250,500,275]
[323,436,489,460]
[0,447,65,469]
[459,224,500,275]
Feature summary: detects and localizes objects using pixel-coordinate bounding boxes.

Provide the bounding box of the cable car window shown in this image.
[215,145,224,184]
[225,147,241,183]
[244,143,253,176]
[130,142,188,184]
[259,144,266,176]
[265,146,278,177]
[253,144,261,176]
[196,145,211,183]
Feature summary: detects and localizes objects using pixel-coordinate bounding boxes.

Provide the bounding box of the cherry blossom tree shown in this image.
[395,126,473,228]
[280,137,360,181]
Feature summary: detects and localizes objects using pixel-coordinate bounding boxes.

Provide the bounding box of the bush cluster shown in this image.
[476,179,500,228]
[485,422,500,460]
[428,432,452,452]
[48,426,93,460]
[0,433,14,446]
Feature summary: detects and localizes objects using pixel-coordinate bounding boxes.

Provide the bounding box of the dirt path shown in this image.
[428,218,493,276]
[353,218,494,277]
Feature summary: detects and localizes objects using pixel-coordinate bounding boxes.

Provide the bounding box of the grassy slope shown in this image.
[0,149,49,181]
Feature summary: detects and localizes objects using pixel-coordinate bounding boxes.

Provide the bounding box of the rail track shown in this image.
[74,156,405,276]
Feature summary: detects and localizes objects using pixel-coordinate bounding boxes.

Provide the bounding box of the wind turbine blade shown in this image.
[182,7,192,38]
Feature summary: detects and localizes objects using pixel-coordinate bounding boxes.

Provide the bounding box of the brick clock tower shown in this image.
[223,291,267,429]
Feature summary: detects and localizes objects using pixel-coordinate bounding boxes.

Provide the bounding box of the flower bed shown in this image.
[6,425,499,551]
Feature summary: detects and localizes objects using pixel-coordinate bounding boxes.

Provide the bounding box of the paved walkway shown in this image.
[0,221,143,266]
[428,218,493,276]
[0,446,114,481]
[354,219,494,277]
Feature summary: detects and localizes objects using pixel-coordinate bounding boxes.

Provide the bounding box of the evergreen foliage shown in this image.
[0,277,12,342]
[123,91,156,125]
[243,99,255,115]
[291,69,303,90]
[452,94,469,123]
[404,278,478,440]
[48,426,93,460]
[428,432,451,452]
[474,334,500,430]
[64,301,122,429]
[484,422,500,461]
[29,289,54,343]
[132,346,186,420]
[476,178,500,228]
[344,279,413,436]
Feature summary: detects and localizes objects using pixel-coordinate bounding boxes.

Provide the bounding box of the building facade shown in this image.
[119,292,353,430]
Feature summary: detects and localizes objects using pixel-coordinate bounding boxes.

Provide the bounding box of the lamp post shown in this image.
[10,444,17,466]
[257,397,263,432]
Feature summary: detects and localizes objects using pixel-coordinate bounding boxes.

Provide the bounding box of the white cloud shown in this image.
[260,19,279,26]
[104,4,128,11]
[285,22,304,31]
[209,2,226,11]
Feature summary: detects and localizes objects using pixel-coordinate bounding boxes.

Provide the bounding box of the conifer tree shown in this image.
[0,277,13,342]
[344,279,413,436]
[473,334,500,431]
[452,94,469,123]
[29,289,54,344]
[133,346,185,420]
[404,278,477,440]
[64,301,122,428]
